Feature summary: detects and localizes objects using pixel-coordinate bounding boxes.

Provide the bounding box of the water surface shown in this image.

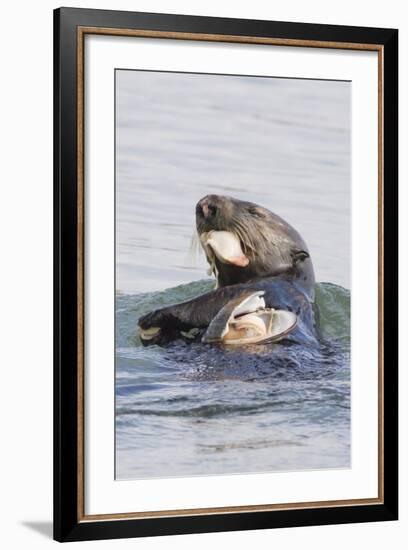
[116,70,350,293]
[116,281,350,479]
[115,70,351,479]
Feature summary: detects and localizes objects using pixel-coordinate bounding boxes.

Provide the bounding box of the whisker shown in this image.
[231,218,261,256]
[187,233,204,264]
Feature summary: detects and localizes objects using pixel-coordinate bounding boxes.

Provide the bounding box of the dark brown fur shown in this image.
[139,195,318,346]
[196,195,315,298]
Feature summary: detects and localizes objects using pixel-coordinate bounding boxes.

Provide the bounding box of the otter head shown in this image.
[196,194,315,294]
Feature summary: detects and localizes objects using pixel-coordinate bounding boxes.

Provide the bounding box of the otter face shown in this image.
[195,194,315,293]
[196,195,235,234]
[196,194,267,250]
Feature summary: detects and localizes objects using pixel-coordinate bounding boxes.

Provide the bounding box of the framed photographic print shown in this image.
[53,7,398,542]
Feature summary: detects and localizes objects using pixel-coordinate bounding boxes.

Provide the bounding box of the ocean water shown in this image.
[115,70,351,480]
[116,281,350,479]
[116,70,351,293]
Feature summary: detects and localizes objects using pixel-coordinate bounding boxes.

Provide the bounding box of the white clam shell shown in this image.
[201,230,249,266]
[222,309,297,345]
[208,291,298,346]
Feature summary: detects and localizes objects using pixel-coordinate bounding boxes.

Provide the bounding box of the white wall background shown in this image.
[0,0,405,548]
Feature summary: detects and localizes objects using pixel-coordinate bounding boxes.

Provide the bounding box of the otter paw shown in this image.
[138,308,180,346]
[138,309,167,330]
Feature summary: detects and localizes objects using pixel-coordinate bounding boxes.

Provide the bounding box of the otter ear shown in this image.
[291,249,309,263]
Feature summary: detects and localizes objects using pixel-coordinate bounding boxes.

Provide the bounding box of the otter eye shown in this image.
[209,205,217,216]
[247,206,264,218]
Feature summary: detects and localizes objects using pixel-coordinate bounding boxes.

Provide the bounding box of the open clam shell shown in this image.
[202,291,297,345]
[201,230,249,267]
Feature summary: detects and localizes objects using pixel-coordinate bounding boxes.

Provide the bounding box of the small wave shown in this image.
[117,403,264,418]
[197,439,305,453]
[116,279,350,349]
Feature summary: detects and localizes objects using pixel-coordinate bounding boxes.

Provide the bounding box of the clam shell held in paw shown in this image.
[202,291,297,345]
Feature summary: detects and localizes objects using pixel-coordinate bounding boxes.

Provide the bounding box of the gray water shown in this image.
[115,70,351,480]
[116,70,350,293]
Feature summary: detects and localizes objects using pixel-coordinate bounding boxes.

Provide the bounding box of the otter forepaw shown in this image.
[138,308,174,345]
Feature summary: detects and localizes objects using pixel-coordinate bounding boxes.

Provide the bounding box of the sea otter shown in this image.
[138,195,319,347]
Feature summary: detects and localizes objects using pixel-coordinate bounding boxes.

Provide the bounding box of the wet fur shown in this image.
[196,195,315,296]
[139,195,318,346]
[139,276,319,347]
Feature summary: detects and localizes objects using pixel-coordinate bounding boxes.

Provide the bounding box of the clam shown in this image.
[201,230,249,267]
[202,291,297,345]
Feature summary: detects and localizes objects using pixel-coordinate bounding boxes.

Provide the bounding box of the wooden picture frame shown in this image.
[54,7,398,542]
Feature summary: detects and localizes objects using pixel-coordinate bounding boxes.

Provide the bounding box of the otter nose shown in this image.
[200,198,210,218]
[197,197,216,218]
